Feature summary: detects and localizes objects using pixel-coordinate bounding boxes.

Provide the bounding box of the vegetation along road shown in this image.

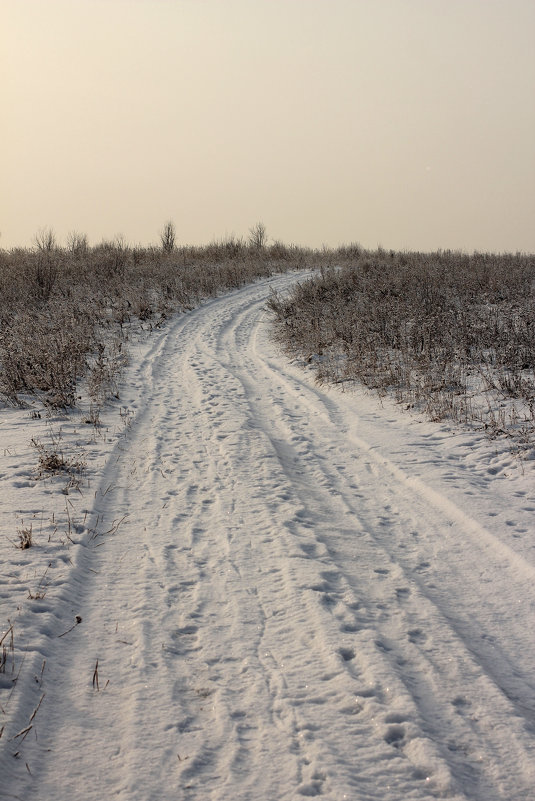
[1,272,535,800]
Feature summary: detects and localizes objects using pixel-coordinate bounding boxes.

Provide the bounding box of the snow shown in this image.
[1,271,535,800]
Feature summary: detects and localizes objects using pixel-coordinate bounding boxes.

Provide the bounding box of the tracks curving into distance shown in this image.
[4,273,535,801]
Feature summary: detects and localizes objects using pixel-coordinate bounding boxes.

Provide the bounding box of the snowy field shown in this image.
[1,272,535,800]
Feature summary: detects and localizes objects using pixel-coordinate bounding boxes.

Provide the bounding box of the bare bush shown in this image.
[249,222,267,250]
[0,301,94,407]
[34,254,57,301]
[66,231,89,258]
[268,249,535,449]
[16,525,33,550]
[160,221,176,253]
[34,227,56,253]
[0,229,313,408]
[31,435,85,477]
[87,338,127,402]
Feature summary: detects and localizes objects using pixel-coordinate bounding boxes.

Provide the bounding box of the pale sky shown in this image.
[2,0,534,252]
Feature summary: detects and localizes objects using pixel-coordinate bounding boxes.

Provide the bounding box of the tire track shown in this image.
[3,275,534,801]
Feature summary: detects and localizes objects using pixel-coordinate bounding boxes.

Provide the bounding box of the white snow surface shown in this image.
[1,272,535,801]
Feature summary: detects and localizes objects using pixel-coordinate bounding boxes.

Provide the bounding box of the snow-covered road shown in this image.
[2,273,535,800]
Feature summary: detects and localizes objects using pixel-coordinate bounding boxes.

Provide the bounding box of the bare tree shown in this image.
[32,228,58,300]
[34,227,56,253]
[66,231,89,257]
[160,221,176,253]
[248,221,267,249]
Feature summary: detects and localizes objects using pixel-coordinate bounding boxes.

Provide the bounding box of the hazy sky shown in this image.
[2,0,534,252]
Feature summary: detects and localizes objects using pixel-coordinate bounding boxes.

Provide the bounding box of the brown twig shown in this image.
[29,693,45,723]
[10,724,32,742]
[92,659,99,691]
[58,616,82,638]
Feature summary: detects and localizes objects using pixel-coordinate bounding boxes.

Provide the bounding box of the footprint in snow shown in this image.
[414,561,431,573]
[338,646,355,662]
[384,724,406,748]
[299,542,317,557]
[298,770,326,797]
[407,628,427,645]
[452,696,471,713]
[375,639,392,653]
[340,621,359,633]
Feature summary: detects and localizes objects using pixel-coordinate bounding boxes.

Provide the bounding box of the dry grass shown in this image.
[16,525,33,550]
[0,623,15,676]
[0,232,312,409]
[30,435,86,478]
[3,233,534,451]
[268,247,535,451]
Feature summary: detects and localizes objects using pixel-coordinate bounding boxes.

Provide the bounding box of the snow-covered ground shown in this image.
[1,272,534,801]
